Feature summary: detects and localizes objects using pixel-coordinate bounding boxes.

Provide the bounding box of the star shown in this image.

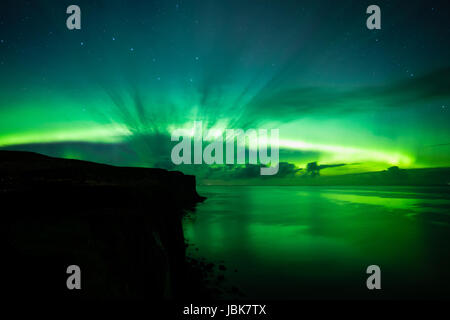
[130,47,134,51]
[80,42,84,46]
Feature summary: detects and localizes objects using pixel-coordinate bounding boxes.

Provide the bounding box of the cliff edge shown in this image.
[0,150,205,299]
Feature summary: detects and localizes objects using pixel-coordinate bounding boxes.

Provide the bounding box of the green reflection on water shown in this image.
[183,186,450,299]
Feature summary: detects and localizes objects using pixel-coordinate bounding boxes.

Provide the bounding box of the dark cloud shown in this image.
[305,162,347,177]
[318,163,347,170]
[242,67,450,121]
[228,162,302,179]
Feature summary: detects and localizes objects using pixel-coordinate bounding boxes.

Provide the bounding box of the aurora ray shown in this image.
[0,0,449,181]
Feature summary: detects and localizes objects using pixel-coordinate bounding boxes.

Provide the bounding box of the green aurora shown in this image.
[0,0,449,181]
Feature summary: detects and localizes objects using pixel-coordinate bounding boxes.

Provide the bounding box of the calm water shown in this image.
[183,186,450,299]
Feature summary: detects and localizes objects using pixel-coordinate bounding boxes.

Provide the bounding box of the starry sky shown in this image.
[0,0,449,182]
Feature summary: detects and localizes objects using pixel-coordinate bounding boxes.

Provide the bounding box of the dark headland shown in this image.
[1,150,206,299]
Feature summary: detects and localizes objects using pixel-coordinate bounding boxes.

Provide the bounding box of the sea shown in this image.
[183,186,450,299]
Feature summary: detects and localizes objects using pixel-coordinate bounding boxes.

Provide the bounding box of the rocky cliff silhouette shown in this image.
[0,150,205,299]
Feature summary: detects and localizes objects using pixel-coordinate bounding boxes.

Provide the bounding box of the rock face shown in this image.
[0,150,205,299]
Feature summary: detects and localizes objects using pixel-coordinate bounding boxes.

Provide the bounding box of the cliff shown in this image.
[0,150,205,299]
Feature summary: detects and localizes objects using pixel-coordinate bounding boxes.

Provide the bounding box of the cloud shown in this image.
[228,162,301,179]
[242,67,450,121]
[305,161,347,177]
[317,163,346,170]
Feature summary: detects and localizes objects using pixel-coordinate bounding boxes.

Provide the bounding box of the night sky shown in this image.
[0,0,449,182]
